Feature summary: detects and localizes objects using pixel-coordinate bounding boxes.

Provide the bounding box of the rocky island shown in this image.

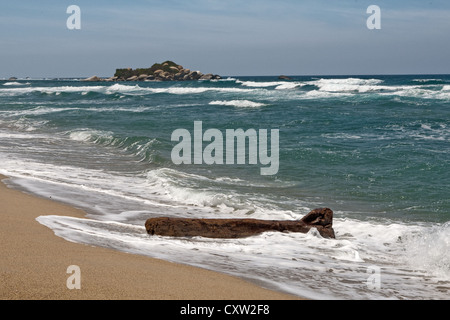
[83,60,221,82]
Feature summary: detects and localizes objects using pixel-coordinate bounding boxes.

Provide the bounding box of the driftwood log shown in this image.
[145,208,335,239]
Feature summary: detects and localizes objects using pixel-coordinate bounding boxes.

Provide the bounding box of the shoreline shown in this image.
[0,174,301,300]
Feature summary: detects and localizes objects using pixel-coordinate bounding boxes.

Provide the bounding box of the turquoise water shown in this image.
[1,75,449,299]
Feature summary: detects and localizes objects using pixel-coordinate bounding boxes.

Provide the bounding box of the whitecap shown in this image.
[275,82,303,90]
[152,87,253,94]
[304,90,353,98]
[209,100,266,108]
[236,80,306,89]
[105,83,141,94]
[67,129,114,142]
[311,78,387,93]
[314,78,384,86]
[1,106,79,117]
[0,85,105,96]
[0,83,256,97]
[412,79,445,83]
[237,80,286,87]
[402,222,450,281]
[388,86,450,100]
[3,82,30,86]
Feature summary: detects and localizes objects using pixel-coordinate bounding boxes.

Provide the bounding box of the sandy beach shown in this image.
[0,174,300,300]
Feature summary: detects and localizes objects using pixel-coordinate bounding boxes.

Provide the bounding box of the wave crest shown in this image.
[3,82,31,86]
[209,100,266,108]
[67,129,160,163]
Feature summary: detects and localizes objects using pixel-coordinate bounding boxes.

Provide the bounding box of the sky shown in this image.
[1,0,450,78]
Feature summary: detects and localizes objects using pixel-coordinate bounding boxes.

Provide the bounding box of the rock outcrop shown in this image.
[145,208,335,239]
[81,61,221,82]
[114,61,221,82]
[81,75,103,82]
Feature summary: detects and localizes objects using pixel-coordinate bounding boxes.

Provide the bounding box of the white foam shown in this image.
[3,78,448,100]
[217,77,238,82]
[237,80,286,87]
[68,129,113,142]
[412,79,444,83]
[312,78,386,93]
[322,133,363,140]
[0,105,139,119]
[314,78,384,86]
[144,168,251,214]
[3,82,30,86]
[105,83,141,94]
[66,129,160,163]
[236,80,305,90]
[209,100,266,108]
[104,84,254,95]
[0,85,104,96]
[302,78,450,100]
[412,132,448,141]
[0,118,50,132]
[335,218,450,284]
[386,86,450,100]
[435,92,450,100]
[0,84,254,96]
[0,131,51,140]
[275,82,303,90]
[33,212,450,300]
[402,222,450,280]
[304,90,353,98]
[150,87,253,94]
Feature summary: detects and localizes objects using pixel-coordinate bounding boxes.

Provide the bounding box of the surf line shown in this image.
[171,121,279,175]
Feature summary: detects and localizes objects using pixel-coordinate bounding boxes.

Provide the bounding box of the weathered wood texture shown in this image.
[145,208,335,239]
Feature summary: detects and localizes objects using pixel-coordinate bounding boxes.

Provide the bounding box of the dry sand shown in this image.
[0,174,300,300]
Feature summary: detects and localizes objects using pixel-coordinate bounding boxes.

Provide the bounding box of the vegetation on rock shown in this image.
[108,60,220,82]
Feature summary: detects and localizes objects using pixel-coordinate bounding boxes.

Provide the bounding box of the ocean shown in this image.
[0,75,448,299]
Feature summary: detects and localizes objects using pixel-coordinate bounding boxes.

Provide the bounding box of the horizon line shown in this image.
[3,72,450,80]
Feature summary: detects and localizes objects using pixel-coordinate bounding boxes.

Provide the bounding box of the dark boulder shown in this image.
[82,75,103,82]
[113,61,220,82]
[199,73,214,80]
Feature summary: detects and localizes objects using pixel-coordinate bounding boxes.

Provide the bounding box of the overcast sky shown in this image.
[1,0,450,78]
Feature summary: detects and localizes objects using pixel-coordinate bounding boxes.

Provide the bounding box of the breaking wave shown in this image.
[0,83,254,96]
[3,82,31,86]
[209,100,267,108]
[67,129,160,163]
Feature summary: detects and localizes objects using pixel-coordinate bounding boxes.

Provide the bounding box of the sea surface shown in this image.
[0,75,449,299]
